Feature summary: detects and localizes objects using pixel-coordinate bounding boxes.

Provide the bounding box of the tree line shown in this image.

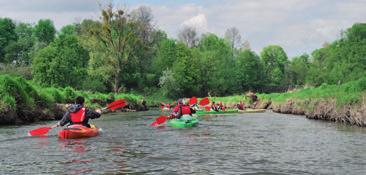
[0,5,365,98]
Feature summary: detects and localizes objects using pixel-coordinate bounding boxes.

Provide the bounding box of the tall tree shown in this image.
[4,23,35,65]
[87,4,138,93]
[178,26,199,48]
[235,49,264,91]
[32,31,89,88]
[0,18,17,62]
[33,19,56,44]
[260,45,288,85]
[225,27,241,58]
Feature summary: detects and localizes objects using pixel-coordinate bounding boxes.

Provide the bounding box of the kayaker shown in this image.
[218,102,225,111]
[237,101,246,110]
[169,99,192,119]
[53,96,102,128]
[211,101,219,112]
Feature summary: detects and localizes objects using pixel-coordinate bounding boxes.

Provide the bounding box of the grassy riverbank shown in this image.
[257,77,366,126]
[0,74,161,125]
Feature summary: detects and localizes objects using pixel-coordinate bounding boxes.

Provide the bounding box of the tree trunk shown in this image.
[114,76,121,93]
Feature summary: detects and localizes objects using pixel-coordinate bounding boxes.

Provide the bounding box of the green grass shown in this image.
[0,74,154,113]
[259,77,366,106]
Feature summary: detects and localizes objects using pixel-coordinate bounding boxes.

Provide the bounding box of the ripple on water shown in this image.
[1,111,366,174]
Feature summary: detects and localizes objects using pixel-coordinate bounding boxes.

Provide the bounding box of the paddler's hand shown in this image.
[95,109,102,114]
[51,123,60,128]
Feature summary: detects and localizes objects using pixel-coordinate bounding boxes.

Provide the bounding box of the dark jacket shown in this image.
[59,104,101,127]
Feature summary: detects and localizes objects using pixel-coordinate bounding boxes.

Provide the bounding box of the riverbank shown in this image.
[0,74,161,125]
[256,77,366,127]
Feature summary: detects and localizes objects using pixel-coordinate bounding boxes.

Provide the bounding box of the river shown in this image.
[0,110,365,174]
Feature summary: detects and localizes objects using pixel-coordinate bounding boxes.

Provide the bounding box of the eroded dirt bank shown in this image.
[256,98,366,127]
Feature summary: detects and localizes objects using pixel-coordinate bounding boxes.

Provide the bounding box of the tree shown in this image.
[225,27,241,58]
[260,45,288,85]
[235,49,264,91]
[33,19,56,44]
[4,23,35,65]
[85,4,138,93]
[178,26,199,48]
[32,33,89,88]
[289,54,310,86]
[197,33,235,96]
[0,18,17,62]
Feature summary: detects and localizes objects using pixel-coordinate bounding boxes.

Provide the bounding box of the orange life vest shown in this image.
[70,108,86,124]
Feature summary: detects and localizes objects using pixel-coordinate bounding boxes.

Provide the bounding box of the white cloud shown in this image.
[182,13,208,32]
[0,0,365,57]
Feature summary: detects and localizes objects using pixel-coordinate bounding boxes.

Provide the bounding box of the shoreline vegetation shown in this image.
[0,4,365,127]
[0,74,158,125]
[2,73,366,127]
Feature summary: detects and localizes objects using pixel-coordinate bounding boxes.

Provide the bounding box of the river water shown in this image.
[0,110,365,174]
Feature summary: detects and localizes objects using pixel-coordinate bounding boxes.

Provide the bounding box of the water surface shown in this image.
[0,110,365,174]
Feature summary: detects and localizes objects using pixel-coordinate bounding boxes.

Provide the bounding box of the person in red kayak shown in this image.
[168,99,192,119]
[53,96,102,128]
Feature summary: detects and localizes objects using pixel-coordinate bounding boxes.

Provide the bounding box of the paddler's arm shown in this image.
[86,108,101,119]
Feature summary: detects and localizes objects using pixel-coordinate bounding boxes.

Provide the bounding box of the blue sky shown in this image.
[0,0,365,57]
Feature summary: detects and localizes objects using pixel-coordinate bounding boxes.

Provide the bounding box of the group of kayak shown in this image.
[29,96,264,139]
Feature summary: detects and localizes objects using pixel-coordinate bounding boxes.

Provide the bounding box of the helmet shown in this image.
[178,99,183,105]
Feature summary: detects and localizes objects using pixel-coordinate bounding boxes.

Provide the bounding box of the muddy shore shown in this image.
[257,98,366,127]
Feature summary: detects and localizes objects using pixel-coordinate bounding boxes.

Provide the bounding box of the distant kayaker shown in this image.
[169,99,192,119]
[237,101,246,110]
[53,96,102,128]
[211,101,219,112]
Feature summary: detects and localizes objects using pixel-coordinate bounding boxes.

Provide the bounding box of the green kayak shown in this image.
[195,109,238,115]
[167,115,199,128]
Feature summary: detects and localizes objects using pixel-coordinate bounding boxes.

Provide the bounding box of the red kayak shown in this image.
[58,124,99,139]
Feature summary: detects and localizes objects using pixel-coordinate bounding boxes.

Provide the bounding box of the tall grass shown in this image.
[0,74,152,113]
[259,77,366,106]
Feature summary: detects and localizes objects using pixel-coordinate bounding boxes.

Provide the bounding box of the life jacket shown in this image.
[181,105,191,115]
[70,108,86,124]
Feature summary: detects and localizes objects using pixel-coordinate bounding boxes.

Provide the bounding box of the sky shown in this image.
[0,0,365,57]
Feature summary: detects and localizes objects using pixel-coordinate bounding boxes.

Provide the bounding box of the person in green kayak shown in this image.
[53,96,102,128]
[168,99,192,119]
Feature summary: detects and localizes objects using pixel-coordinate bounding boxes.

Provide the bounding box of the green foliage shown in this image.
[33,19,56,44]
[260,45,288,85]
[0,75,32,110]
[0,18,17,62]
[32,33,89,88]
[260,77,366,106]
[4,23,35,65]
[235,49,264,91]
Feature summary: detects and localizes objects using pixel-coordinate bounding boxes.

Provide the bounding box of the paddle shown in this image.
[189,96,197,105]
[104,99,127,111]
[199,97,210,106]
[150,116,169,126]
[28,99,127,137]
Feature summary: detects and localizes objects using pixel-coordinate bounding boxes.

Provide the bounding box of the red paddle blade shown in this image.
[150,116,168,126]
[205,106,211,111]
[28,127,52,136]
[156,116,168,124]
[189,96,197,105]
[150,121,158,126]
[107,99,127,111]
[199,97,210,106]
